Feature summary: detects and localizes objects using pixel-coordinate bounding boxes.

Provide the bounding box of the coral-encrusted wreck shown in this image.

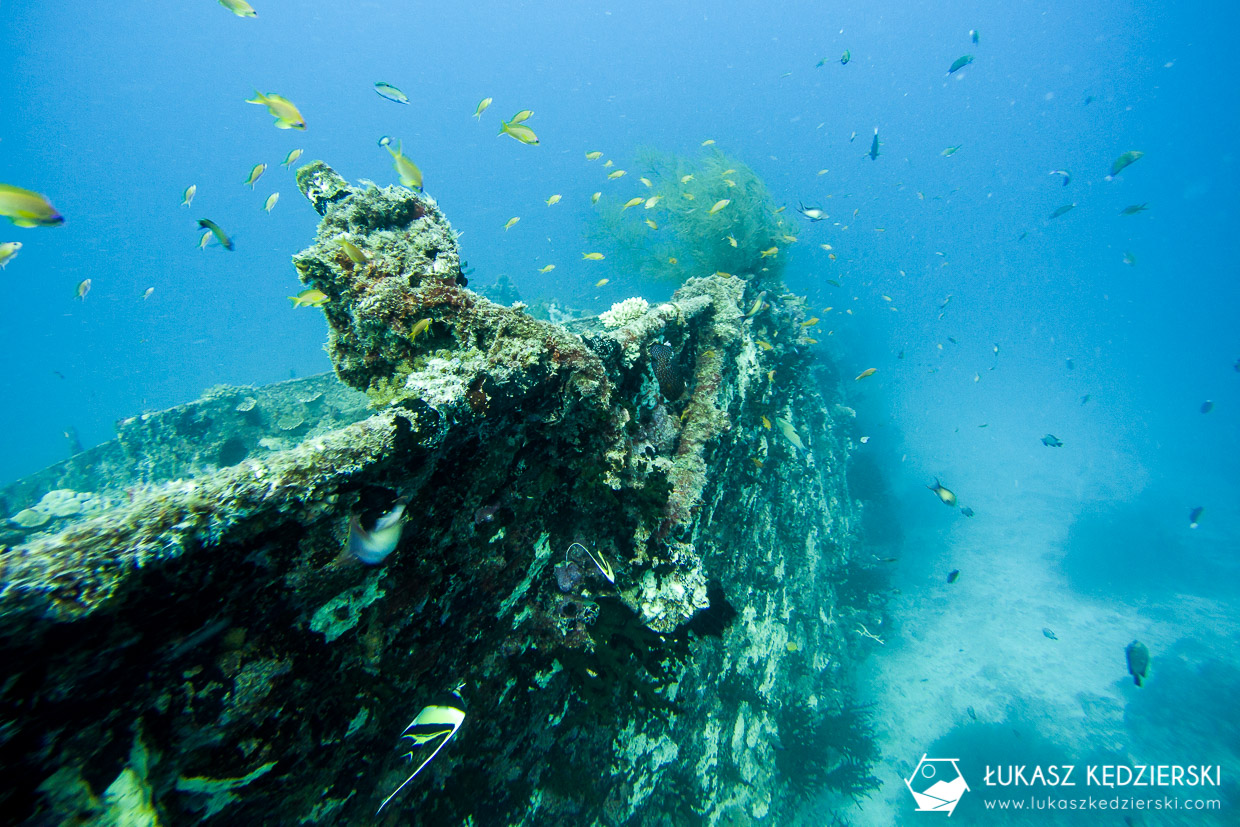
[0,163,881,825]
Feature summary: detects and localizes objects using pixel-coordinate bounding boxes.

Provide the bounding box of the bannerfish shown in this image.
[1041,434,1063,447]
[797,202,826,221]
[1125,640,1150,687]
[1189,506,1203,529]
[346,498,409,565]
[649,343,685,400]
[928,478,957,507]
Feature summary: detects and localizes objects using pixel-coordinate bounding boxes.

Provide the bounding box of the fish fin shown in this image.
[11,218,38,228]
[245,91,266,105]
[1134,675,1142,687]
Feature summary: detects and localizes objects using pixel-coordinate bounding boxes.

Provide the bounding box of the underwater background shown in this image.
[3,0,1239,824]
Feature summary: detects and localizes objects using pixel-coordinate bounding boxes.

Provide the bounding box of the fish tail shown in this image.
[1133,674,1142,687]
[245,90,266,105]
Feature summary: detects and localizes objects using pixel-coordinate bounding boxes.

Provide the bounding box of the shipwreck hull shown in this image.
[0,163,878,826]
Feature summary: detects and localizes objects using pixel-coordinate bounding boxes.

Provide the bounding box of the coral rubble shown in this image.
[0,162,877,826]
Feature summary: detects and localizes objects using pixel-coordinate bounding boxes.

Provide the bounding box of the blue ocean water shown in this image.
[3,0,1238,821]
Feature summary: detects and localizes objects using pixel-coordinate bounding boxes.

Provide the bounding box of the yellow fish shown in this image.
[639,177,652,188]
[603,160,614,168]
[538,264,556,273]
[759,247,778,258]
[76,278,91,300]
[761,416,772,430]
[607,170,626,180]
[263,192,280,212]
[0,241,22,269]
[591,192,601,204]
[385,140,423,190]
[410,318,432,342]
[746,292,766,317]
[682,192,695,200]
[801,317,819,328]
[585,151,603,160]
[498,120,539,145]
[218,0,256,17]
[245,90,305,130]
[473,97,493,119]
[504,217,520,230]
[645,219,658,229]
[289,288,329,308]
[668,257,678,265]
[756,340,773,351]
[510,109,534,124]
[725,235,737,247]
[714,271,731,277]
[644,195,662,209]
[622,197,644,210]
[680,174,694,184]
[0,183,65,227]
[708,199,731,215]
[181,184,196,207]
[721,169,736,175]
[546,194,562,206]
[243,163,267,188]
[282,148,303,167]
[701,139,716,146]
[854,368,877,381]
[198,230,213,249]
[582,252,605,260]
[781,234,797,243]
[723,179,736,187]
[340,238,369,263]
[820,243,833,251]
[804,337,818,344]
[595,278,609,287]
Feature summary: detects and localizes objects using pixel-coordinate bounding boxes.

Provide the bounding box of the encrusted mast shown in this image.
[0,162,877,825]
